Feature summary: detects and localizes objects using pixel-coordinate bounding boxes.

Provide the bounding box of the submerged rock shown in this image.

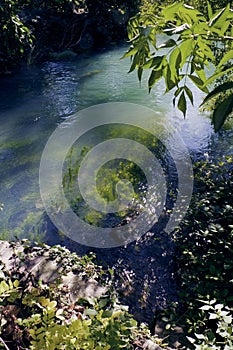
[48,50,77,61]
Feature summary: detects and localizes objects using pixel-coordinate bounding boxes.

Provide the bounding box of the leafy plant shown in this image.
[187,300,233,350]
[124,2,233,130]
[0,241,160,349]
[0,0,141,74]
[175,156,233,303]
[163,156,232,346]
[24,295,137,350]
[0,0,34,74]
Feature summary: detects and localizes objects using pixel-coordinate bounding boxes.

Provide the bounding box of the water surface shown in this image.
[0,45,232,241]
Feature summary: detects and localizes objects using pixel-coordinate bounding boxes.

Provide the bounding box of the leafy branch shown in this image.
[123,1,233,131]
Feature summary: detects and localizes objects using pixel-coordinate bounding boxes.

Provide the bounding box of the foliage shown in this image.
[140,0,231,16]
[0,0,140,75]
[0,240,159,349]
[26,297,136,350]
[187,300,233,350]
[123,1,233,130]
[201,82,233,131]
[166,155,233,347]
[175,156,233,303]
[0,0,33,74]
[85,0,140,45]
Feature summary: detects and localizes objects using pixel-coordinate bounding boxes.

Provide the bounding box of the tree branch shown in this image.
[0,337,10,350]
[193,34,233,41]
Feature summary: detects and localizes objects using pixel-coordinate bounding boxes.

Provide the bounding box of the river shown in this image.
[0,45,232,323]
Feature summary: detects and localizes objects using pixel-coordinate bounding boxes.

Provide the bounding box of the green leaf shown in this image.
[147,27,157,47]
[204,66,233,86]
[197,41,215,62]
[189,75,209,93]
[184,85,194,105]
[128,53,140,73]
[169,46,181,81]
[173,87,183,106]
[201,82,233,106]
[204,67,233,86]
[0,280,10,294]
[98,298,108,309]
[164,65,176,92]
[162,2,183,21]
[207,2,213,20]
[219,21,231,36]
[213,4,231,30]
[174,87,183,97]
[179,39,193,66]
[143,58,154,69]
[218,50,233,68]
[102,310,113,318]
[175,51,182,70]
[187,336,195,344]
[210,265,216,274]
[196,69,208,87]
[209,7,226,27]
[212,94,233,131]
[13,280,19,288]
[121,46,138,59]
[48,300,57,309]
[143,56,163,69]
[158,39,176,49]
[178,91,187,117]
[148,68,163,92]
[84,308,98,317]
[138,66,143,82]
[200,305,212,310]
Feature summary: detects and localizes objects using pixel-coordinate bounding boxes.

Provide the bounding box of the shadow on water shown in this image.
[42,212,177,325]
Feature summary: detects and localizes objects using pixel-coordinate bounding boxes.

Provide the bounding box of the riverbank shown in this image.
[0,239,175,349]
[0,1,139,76]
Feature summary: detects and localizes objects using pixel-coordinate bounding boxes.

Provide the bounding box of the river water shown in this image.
[0,45,232,322]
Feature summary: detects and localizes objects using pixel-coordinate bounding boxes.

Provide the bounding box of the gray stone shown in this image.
[0,241,106,299]
[143,339,163,350]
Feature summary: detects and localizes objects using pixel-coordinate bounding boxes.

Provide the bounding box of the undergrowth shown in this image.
[0,241,162,349]
[160,155,233,349]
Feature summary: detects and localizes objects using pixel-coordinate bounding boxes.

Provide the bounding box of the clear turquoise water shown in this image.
[0,45,232,241]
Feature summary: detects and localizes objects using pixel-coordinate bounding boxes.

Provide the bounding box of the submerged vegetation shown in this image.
[62,124,166,228]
